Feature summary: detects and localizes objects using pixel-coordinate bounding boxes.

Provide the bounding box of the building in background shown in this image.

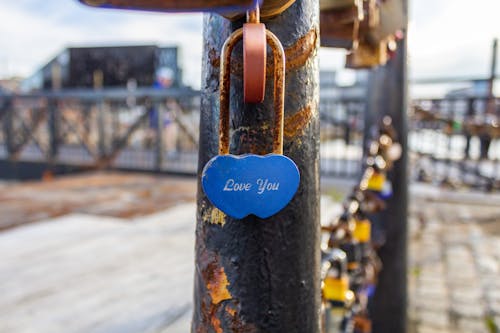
[0,77,23,93]
[21,45,183,91]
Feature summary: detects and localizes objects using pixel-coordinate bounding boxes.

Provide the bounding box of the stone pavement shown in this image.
[0,204,196,333]
[408,186,500,333]
[1,173,499,333]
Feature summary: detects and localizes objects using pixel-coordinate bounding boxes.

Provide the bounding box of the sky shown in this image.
[0,0,499,92]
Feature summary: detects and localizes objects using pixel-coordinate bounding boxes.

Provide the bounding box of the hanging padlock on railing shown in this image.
[321,249,355,333]
[78,0,297,19]
[320,0,364,50]
[78,0,257,13]
[201,19,300,219]
[243,6,266,103]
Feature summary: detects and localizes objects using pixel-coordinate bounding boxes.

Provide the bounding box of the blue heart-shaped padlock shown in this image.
[202,154,300,219]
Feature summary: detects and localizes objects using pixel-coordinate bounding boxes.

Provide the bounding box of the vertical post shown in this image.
[97,101,106,160]
[47,63,61,171]
[193,1,321,331]
[487,38,497,114]
[94,70,106,162]
[367,4,408,333]
[48,98,59,165]
[3,98,14,159]
[155,102,165,171]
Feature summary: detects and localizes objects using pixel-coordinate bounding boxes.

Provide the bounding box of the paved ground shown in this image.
[408,186,500,333]
[0,172,196,231]
[0,204,196,333]
[1,173,499,332]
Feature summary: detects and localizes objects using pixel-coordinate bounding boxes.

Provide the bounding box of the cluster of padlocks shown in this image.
[320,116,402,333]
[81,0,405,68]
[320,0,406,68]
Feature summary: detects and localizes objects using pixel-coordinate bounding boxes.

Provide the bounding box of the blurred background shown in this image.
[0,0,498,332]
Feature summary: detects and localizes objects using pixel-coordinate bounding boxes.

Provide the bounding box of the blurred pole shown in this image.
[49,63,61,167]
[365,2,408,333]
[97,102,106,159]
[94,70,106,160]
[2,97,13,158]
[487,38,497,115]
[155,102,165,171]
[48,100,59,166]
[193,0,321,331]
[488,39,499,181]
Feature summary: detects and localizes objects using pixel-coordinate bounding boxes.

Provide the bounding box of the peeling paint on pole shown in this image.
[193,1,321,332]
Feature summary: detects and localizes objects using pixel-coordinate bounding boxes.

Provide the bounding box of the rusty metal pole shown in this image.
[367,4,408,333]
[193,1,321,331]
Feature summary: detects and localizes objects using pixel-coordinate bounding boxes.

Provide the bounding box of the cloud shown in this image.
[0,0,499,92]
[0,1,203,87]
[409,0,500,78]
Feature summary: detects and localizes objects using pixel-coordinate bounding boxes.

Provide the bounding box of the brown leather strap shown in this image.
[243,23,266,103]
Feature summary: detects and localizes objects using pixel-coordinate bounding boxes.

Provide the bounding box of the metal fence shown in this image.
[0,88,200,175]
[319,97,365,178]
[0,90,367,178]
[1,90,499,187]
[410,96,500,189]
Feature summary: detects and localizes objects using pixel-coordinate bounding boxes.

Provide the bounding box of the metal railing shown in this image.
[0,88,200,174]
[410,96,500,189]
[0,89,367,178]
[1,89,498,188]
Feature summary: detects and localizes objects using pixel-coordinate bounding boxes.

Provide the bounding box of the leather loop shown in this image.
[243,23,266,103]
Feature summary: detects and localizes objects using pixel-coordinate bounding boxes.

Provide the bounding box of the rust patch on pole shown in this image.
[283,26,318,72]
[284,102,315,139]
[207,265,232,304]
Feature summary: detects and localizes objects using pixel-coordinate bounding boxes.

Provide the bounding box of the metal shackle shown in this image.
[218,27,285,155]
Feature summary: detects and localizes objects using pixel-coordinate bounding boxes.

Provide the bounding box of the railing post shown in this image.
[97,100,107,160]
[193,1,321,331]
[48,98,59,165]
[155,101,165,171]
[3,98,15,159]
[366,6,409,333]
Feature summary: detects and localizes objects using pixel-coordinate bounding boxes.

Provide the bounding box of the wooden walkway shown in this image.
[0,204,196,333]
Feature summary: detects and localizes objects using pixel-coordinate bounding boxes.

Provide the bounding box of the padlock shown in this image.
[363,167,386,192]
[345,38,388,68]
[243,6,266,103]
[353,313,372,333]
[379,178,393,199]
[78,0,256,13]
[339,239,361,273]
[229,0,297,20]
[340,0,405,67]
[359,189,386,213]
[320,0,363,50]
[327,213,354,248]
[367,0,406,44]
[321,249,354,307]
[352,217,371,244]
[366,154,388,171]
[352,213,371,262]
[201,26,300,219]
[79,0,297,19]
